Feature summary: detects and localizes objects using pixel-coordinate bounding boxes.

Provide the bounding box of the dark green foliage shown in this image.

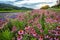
[22,34,37,40]
[43,27,48,34]
[34,26,41,34]
[18,21,25,30]
[7,21,13,30]
[40,13,45,30]
[22,34,30,40]
[52,4,60,8]
[39,13,49,34]
[40,5,50,9]
[10,20,26,30]
[0,30,12,40]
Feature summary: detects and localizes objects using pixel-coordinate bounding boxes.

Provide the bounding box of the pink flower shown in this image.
[45,17,57,23]
[54,37,56,40]
[44,10,50,16]
[57,26,60,30]
[49,38,53,40]
[28,19,33,24]
[30,28,35,34]
[45,35,49,38]
[18,30,24,35]
[40,29,43,33]
[56,38,59,40]
[25,26,37,37]
[54,37,59,40]
[25,26,33,34]
[25,26,30,30]
[17,35,22,40]
[17,13,24,21]
[37,23,42,29]
[12,26,17,32]
[38,35,43,40]
[32,32,37,37]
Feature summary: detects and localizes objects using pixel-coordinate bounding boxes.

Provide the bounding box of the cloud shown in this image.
[13,0,57,9]
[0,0,57,9]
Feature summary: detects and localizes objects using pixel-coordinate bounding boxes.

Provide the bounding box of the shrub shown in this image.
[40,5,50,9]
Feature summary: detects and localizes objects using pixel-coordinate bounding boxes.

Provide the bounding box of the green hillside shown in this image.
[48,4,60,12]
[0,3,33,12]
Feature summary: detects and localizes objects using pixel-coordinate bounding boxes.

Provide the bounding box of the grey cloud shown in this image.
[22,2,53,6]
[22,2,41,6]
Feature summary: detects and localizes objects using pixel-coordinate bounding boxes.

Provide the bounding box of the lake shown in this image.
[0,13,19,19]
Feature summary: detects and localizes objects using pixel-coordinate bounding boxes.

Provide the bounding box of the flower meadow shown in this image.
[0,9,60,40]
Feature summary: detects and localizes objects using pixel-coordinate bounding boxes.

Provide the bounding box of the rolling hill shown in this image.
[0,3,33,11]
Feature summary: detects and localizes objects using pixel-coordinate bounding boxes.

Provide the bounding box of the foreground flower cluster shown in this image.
[0,9,60,40]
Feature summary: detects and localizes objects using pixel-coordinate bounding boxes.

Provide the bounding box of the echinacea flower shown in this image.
[40,29,43,33]
[18,30,24,35]
[49,38,53,40]
[12,26,17,32]
[25,26,33,34]
[32,32,37,37]
[45,17,57,23]
[56,38,59,40]
[17,13,25,21]
[28,19,33,24]
[37,23,42,29]
[45,35,49,38]
[17,35,23,40]
[57,26,60,30]
[25,26,30,30]
[38,35,43,40]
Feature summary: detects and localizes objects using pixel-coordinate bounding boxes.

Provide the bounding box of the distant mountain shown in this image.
[0,3,33,11]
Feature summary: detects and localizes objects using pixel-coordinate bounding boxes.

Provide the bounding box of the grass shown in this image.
[0,10,31,13]
[48,8,60,12]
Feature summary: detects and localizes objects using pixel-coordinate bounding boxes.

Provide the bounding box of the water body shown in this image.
[0,12,18,16]
[0,13,19,19]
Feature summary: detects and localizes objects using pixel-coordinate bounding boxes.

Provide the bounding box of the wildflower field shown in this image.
[0,9,60,40]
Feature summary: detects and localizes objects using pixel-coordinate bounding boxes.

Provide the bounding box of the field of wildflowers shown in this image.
[0,9,60,40]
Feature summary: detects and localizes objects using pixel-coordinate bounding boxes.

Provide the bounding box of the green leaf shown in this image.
[34,26,41,34]
[2,30,12,40]
[44,27,48,34]
[39,13,45,30]
[31,37,37,40]
[22,34,30,40]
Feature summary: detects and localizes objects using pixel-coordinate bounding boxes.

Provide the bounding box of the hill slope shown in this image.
[0,3,33,11]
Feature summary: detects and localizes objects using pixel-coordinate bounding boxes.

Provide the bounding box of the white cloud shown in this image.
[14,0,56,4]
[13,0,57,9]
[1,0,57,9]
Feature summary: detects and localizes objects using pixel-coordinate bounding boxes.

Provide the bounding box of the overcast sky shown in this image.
[0,0,57,9]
